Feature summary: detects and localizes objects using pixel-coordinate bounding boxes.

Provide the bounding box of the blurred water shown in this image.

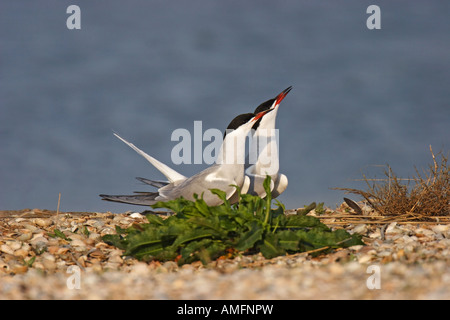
[1,1,449,212]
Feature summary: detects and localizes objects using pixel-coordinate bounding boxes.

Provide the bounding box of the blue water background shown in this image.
[1,1,449,212]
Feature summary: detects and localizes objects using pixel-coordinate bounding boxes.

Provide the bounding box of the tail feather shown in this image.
[113,132,186,183]
[136,177,169,188]
[99,192,159,206]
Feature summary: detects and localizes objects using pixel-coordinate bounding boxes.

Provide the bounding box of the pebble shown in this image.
[432,225,449,235]
[385,222,399,234]
[33,218,52,228]
[14,248,30,259]
[86,219,105,229]
[17,229,33,241]
[22,223,39,233]
[129,262,151,275]
[1,244,15,255]
[352,224,367,234]
[129,212,145,219]
[357,254,373,264]
[10,264,28,275]
[108,254,123,264]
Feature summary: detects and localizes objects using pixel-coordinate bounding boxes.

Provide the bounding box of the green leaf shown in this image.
[263,176,272,226]
[296,202,317,215]
[25,256,36,268]
[315,202,326,215]
[258,233,285,259]
[82,226,90,237]
[277,230,301,251]
[115,225,128,234]
[146,214,165,226]
[172,229,214,248]
[283,215,330,231]
[102,234,128,250]
[210,188,229,206]
[180,239,227,265]
[234,221,264,251]
[151,197,191,213]
[194,198,211,216]
[48,228,71,241]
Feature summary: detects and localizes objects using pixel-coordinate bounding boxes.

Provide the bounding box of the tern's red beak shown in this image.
[274,86,292,106]
[252,109,270,122]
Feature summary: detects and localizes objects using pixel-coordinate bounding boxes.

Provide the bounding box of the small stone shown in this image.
[108,254,123,264]
[415,228,435,237]
[41,252,56,262]
[87,232,101,241]
[1,244,15,255]
[130,212,145,219]
[352,224,367,234]
[432,225,449,235]
[30,234,48,243]
[32,241,48,254]
[328,263,345,275]
[357,254,373,264]
[100,227,115,235]
[103,262,121,270]
[17,229,33,241]
[162,261,178,272]
[41,259,56,271]
[395,249,405,259]
[89,260,103,273]
[378,251,392,257]
[13,249,30,259]
[70,239,87,252]
[57,247,70,255]
[130,262,150,275]
[71,239,87,247]
[86,219,105,228]
[88,249,106,260]
[48,245,60,255]
[348,245,364,251]
[6,241,22,251]
[10,264,28,274]
[33,218,53,228]
[77,255,87,268]
[22,223,39,233]
[369,230,381,238]
[0,258,9,273]
[386,222,399,234]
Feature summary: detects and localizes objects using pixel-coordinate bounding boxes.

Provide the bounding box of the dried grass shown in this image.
[335,146,449,221]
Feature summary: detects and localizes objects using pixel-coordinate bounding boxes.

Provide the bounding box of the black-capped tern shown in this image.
[100,111,269,206]
[244,86,291,199]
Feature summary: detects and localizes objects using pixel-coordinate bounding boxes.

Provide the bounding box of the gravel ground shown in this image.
[0,207,449,300]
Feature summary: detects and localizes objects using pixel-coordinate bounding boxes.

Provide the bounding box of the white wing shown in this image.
[113,132,187,183]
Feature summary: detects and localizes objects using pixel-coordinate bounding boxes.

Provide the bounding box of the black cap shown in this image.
[223,113,255,138]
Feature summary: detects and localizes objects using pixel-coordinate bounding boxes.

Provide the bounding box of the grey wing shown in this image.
[99,192,159,206]
[159,165,241,205]
[136,177,170,188]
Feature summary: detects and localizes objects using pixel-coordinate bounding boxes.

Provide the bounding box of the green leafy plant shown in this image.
[103,176,364,265]
[47,228,71,241]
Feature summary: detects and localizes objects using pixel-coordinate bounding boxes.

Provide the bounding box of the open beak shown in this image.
[274,86,292,107]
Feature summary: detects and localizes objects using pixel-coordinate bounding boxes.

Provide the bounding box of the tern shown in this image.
[100,111,269,207]
[227,87,291,203]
